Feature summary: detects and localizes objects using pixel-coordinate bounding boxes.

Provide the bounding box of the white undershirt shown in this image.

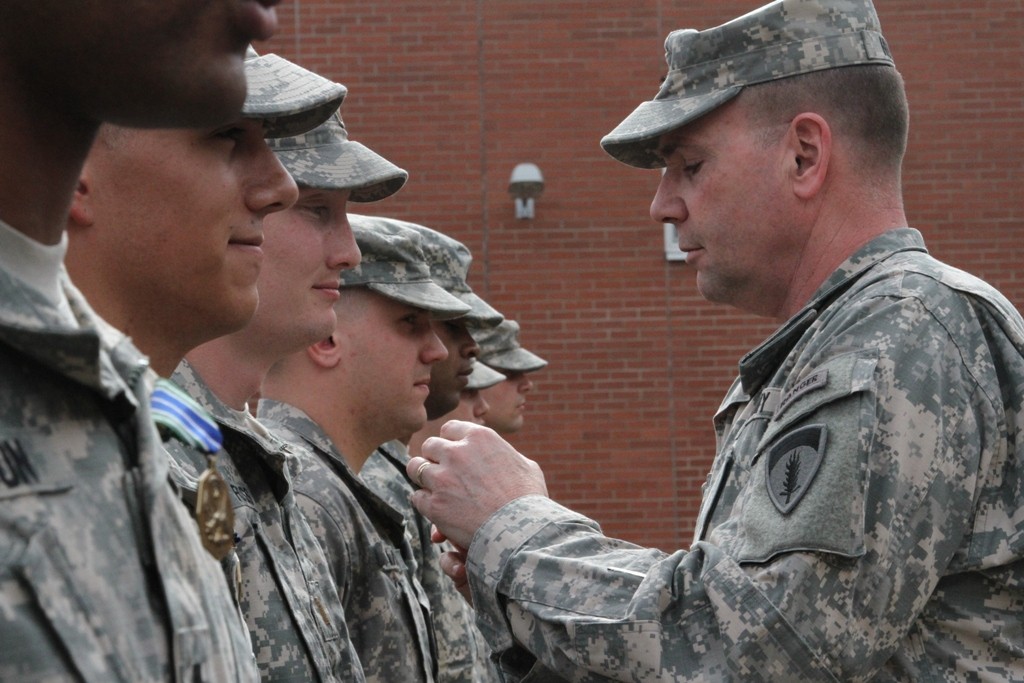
[0,219,76,324]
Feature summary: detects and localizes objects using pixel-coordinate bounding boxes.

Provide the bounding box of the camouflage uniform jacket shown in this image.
[258,400,438,683]
[0,268,257,682]
[168,362,363,682]
[464,229,1024,682]
[362,442,504,683]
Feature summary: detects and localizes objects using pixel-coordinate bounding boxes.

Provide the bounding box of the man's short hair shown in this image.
[743,64,909,173]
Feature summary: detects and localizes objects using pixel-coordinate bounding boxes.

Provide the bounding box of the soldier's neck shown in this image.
[185,337,269,412]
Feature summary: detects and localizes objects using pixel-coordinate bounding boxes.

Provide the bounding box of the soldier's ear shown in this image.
[307,333,342,369]
[786,112,831,200]
[68,173,94,229]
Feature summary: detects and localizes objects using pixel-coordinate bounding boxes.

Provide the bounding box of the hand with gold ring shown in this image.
[413,459,434,489]
[407,420,548,551]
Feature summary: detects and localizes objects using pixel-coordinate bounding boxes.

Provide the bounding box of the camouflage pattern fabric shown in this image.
[473,320,547,374]
[601,0,895,168]
[242,47,346,140]
[269,112,408,202]
[169,361,364,682]
[466,361,507,391]
[362,442,504,683]
[405,222,504,328]
[462,230,1024,681]
[342,216,471,320]
[0,266,257,682]
[258,401,438,683]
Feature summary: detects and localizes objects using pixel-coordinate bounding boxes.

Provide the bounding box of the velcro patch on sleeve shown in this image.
[765,424,827,514]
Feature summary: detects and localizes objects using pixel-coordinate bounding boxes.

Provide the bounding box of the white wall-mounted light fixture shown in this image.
[664,223,688,262]
[658,167,687,261]
[508,163,544,219]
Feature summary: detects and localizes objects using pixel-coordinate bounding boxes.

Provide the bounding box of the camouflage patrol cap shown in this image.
[465,361,506,391]
[601,0,895,168]
[268,112,408,202]
[475,320,548,373]
[243,47,346,139]
[341,215,471,319]
[407,224,504,328]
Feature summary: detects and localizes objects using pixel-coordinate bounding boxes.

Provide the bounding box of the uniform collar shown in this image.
[0,268,146,402]
[738,228,927,395]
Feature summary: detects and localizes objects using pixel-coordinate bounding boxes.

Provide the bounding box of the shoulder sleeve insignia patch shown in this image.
[766,424,827,515]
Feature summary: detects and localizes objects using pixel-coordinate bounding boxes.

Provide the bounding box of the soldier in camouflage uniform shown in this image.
[260,219,475,683]
[359,219,508,683]
[169,86,409,681]
[66,48,362,681]
[412,360,507,436]
[474,320,548,437]
[408,222,506,425]
[0,3,286,681]
[62,46,348,682]
[407,0,1024,680]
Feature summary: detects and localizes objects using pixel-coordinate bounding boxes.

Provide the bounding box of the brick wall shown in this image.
[259,0,1024,552]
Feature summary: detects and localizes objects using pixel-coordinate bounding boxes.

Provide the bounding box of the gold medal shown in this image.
[195,453,235,561]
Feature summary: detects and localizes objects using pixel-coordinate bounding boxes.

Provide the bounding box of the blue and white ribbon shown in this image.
[151,378,223,454]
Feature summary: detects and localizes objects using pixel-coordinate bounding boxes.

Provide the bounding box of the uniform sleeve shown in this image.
[465,292,992,682]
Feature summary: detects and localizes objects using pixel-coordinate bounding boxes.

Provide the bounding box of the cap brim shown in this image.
[482,347,548,373]
[600,86,741,168]
[365,282,471,320]
[466,362,506,390]
[275,139,408,201]
[243,53,346,138]
[455,291,504,327]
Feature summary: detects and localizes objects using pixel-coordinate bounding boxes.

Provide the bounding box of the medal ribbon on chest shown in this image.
[152,378,235,560]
